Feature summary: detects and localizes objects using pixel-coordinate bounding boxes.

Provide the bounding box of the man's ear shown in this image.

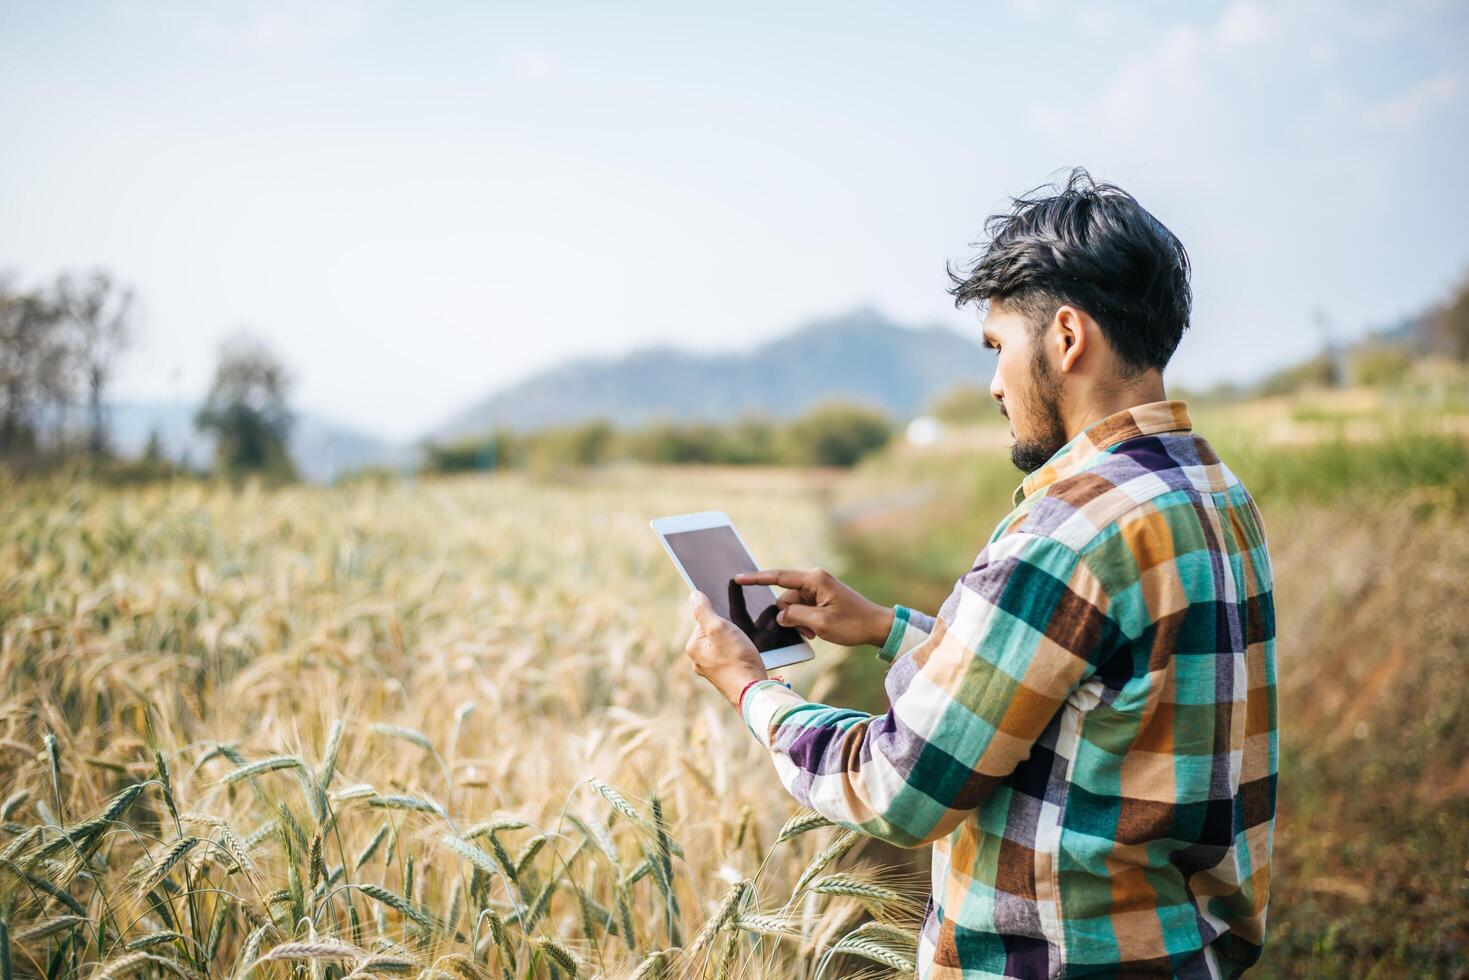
[1054,305,1088,373]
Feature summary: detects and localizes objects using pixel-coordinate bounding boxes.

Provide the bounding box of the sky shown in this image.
[1,0,1465,440]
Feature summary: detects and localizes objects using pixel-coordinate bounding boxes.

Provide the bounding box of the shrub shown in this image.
[781,402,893,467]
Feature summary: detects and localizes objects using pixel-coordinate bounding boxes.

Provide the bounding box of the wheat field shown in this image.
[0,467,926,979]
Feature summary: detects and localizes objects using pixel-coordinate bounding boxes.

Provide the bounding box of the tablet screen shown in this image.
[664,525,806,653]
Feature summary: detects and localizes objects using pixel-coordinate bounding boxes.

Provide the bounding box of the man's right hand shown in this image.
[731,567,895,649]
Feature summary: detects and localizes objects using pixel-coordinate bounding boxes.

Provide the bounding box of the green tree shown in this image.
[194,332,296,479]
[526,419,615,472]
[781,402,893,467]
[424,429,522,473]
[622,420,722,464]
[1350,345,1412,387]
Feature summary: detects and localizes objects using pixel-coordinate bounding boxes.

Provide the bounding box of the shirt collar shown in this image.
[1012,399,1193,506]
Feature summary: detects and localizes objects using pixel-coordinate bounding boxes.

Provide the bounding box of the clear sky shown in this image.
[2,0,1465,440]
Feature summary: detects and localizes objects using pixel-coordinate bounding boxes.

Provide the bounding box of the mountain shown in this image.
[106,400,411,483]
[433,307,990,440]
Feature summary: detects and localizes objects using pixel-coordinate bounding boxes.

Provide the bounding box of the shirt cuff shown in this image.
[739,679,807,749]
[876,604,934,663]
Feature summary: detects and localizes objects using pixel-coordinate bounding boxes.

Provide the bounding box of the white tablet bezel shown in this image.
[650,509,815,671]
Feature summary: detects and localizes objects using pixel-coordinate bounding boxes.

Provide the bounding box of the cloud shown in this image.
[1214,0,1278,47]
[1096,23,1207,128]
[1031,2,1286,137]
[1100,0,1282,121]
[1362,70,1461,126]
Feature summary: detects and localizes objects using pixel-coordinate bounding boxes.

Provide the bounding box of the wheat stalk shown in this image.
[258,938,366,962]
[774,808,833,845]
[130,836,200,893]
[219,755,305,785]
[785,829,860,906]
[13,914,86,943]
[809,872,906,914]
[535,935,579,976]
[685,879,749,957]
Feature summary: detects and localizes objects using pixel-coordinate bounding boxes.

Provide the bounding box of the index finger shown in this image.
[732,569,810,589]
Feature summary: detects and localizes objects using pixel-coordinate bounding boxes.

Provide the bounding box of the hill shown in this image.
[432,306,990,440]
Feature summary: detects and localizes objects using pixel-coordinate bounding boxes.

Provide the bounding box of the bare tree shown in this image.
[0,276,67,458]
[55,269,135,457]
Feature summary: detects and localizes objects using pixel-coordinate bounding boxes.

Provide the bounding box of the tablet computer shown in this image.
[651,510,815,671]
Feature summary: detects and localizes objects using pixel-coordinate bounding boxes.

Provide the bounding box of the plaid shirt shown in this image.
[742,400,1277,978]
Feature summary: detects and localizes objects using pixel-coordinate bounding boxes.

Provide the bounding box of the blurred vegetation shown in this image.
[423,401,894,475]
[194,332,298,481]
[1440,268,1469,362]
[1254,352,1344,398]
[926,383,997,424]
[780,403,892,466]
[1349,344,1413,388]
[0,268,135,465]
[2,270,305,483]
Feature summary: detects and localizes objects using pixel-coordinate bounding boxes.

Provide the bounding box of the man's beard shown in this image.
[1009,348,1067,474]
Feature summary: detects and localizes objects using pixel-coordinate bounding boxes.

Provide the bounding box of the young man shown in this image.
[684,168,1277,978]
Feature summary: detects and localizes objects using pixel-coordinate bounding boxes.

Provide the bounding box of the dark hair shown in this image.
[946,167,1192,375]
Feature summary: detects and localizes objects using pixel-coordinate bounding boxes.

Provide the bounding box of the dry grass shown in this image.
[0,466,923,978]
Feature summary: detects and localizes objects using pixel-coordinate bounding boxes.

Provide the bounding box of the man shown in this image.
[684,168,1277,978]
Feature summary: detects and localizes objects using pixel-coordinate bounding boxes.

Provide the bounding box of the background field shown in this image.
[2,381,1467,978]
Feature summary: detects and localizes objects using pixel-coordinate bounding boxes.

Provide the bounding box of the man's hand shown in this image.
[727,577,804,652]
[685,591,768,708]
[732,567,895,648]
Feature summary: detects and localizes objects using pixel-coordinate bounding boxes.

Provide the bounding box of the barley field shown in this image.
[0,467,925,979]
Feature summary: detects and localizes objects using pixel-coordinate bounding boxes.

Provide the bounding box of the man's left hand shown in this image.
[685,590,768,707]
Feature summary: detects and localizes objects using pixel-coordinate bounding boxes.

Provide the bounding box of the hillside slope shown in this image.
[434,306,990,438]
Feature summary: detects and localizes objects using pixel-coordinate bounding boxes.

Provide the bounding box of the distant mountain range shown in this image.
[432,306,990,441]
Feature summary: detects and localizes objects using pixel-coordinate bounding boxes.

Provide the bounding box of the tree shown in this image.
[781,402,893,467]
[142,428,167,465]
[194,332,297,479]
[1439,270,1469,362]
[55,269,135,457]
[0,276,67,458]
